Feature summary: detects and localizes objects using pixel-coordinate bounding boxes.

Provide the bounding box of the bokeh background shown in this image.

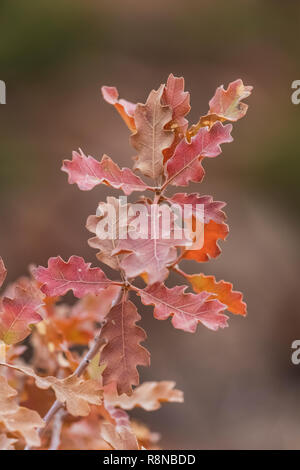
[1,0,300,449]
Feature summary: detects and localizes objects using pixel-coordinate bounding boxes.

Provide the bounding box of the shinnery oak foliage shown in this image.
[0,75,252,450]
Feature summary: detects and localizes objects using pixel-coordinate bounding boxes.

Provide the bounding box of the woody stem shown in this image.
[25,325,107,450]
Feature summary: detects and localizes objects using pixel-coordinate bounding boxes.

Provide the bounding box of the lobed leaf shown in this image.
[184,220,229,262]
[131,85,173,180]
[113,203,191,284]
[100,295,150,395]
[162,73,191,133]
[34,255,112,298]
[186,79,253,140]
[169,193,226,224]
[187,273,247,316]
[87,197,130,271]
[62,150,148,195]
[166,121,233,187]
[0,375,44,447]
[0,286,43,345]
[101,422,139,450]
[138,283,228,333]
[105,381,183,411]
[209,79,253,122]
[0,363,102,417]
[101,86,136,132]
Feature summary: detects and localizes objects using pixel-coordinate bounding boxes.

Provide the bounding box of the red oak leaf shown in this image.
[169,193,226,224]
[209,79,253,122]
[166,121,233,186]
[101,86,136,132]
[0,258,7,289]
[184,220,229,262]
[162,74,191,133]
[100,294,150,395]
[162,74,191,162]
[138,283,228,333]
[131,85,173,180]
[187,273,247,316]
[62,150,148,195]
[187,79,253,139]
[0,286,43,345]
[33,255,112,298]
[113,204,191,284]
[87,197,130,271]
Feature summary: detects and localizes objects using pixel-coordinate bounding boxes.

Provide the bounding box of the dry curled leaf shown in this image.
[101,85,136,132]
[87,197,130,271]
[0,363,102,417]
[0,433,17,450]
[0,375,44,447]
[105,381,183,411]
[101,422,139,450]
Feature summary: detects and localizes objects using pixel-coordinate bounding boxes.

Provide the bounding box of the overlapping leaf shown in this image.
[0,375,44,447]
[169,193,226,224]
[184,220,229,262]
[102,86,136,132]
[100,295,150,395]
[113,203,191,284]
[87,197,129,271]
[138,283,228,333]
[105,381,183,411]
[34,255,112,298]
[186,79,252,139]
[162,73,190,133]
[101,422,139,450]
[0,286,43,345]
[0,363,102,417]
[187,273,247,315]
[166,121,233,186]
[0,433,17,450]
[131,85,173,180]
[62,150,148,195]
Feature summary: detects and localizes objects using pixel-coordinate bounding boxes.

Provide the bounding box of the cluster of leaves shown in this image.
[0,74,251,450]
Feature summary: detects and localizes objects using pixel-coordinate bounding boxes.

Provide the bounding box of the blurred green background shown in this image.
[1,0,300,449]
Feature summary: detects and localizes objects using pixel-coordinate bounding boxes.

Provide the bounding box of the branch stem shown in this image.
[25,325,106,450]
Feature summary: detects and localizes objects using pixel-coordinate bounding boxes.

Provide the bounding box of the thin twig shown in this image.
[48,408,65,451]
[25,325,107,450]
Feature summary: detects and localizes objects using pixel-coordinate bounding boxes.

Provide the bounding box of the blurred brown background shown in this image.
[1,0,300,449]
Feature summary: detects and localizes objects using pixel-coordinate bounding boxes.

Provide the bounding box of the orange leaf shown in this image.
[184,220,229,262]
[101,86,136,132]
[187,273,247,316]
